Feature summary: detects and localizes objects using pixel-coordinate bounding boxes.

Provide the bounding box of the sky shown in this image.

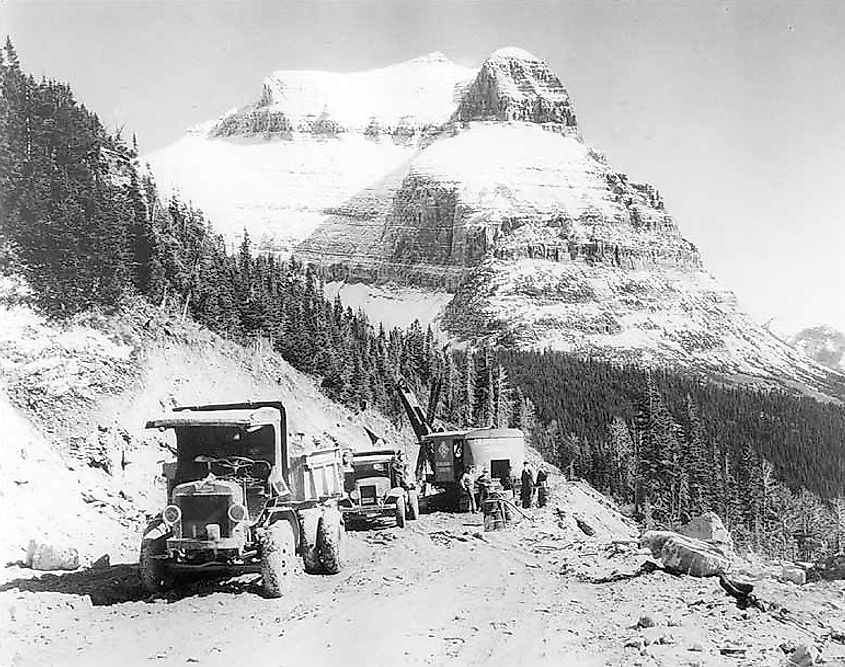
[3,0,844,334]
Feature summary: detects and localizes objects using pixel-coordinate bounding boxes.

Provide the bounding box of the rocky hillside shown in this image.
[0,281,401,566]
[146,47,841,394]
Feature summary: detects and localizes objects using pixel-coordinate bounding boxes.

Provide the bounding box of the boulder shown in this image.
[25,540,80,571]
[640,531,731,577]
[678,512,734,556]
[781,565,807,586]
[784,644,818,666]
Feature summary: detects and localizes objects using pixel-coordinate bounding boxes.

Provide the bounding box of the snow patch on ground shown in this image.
[324,281,452,334]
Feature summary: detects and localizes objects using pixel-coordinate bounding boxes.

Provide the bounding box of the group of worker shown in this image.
[459,461,548,512]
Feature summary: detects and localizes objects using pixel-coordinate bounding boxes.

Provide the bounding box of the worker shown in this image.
[500,463,517,501]
[536,465,549,508]
[520,461,534,509]
[342,449,355,493]
[392,450,410,489]
[475,466,491,510]
[460,466,476,513]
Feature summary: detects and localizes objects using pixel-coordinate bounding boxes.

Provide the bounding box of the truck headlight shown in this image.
[350,489,360,501]
[227,503,248,523]
[162,504,181,526]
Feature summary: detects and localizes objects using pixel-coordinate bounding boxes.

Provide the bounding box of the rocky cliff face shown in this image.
[147,48,841,391]
[454,47,579,133]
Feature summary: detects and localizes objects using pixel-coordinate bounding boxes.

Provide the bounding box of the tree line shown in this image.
[2,40,843,560]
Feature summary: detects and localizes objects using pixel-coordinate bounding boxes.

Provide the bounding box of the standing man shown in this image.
[536,465,549,508]
[475,466,491,511]
[392,450,412,490]
[460,466,476,513]
[521,461,535,509]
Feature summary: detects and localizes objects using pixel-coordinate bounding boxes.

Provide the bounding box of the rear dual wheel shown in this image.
[407,489,420,521]
[303,509,344,575]
[395,495,407,528]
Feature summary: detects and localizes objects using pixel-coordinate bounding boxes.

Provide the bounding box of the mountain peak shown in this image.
[488,46,541,62]
[409,51,452,65]
[455,46,578,132]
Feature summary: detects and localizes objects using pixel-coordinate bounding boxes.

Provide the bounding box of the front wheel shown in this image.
[259,520,296,598]
[407,489,420,520]
[395,495,407,528]
[139,532,171,594]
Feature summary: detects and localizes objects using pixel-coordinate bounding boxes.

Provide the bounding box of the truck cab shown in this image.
[339,450,419,528]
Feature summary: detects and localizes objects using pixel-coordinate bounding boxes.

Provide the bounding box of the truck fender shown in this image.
[385,488,404,503]
[142,518,170,542]
[298,507,321,553]
[266,508,301,551]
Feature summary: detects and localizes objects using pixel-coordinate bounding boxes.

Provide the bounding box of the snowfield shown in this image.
[256,52,475,132]
[146,132,419,249]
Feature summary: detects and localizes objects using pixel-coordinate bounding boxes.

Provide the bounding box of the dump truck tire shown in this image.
[300,508,322,574]
[395,495,407,528]
[139,534,170,594]
[316,511,344,575]
[259,520,296,598]
[407,489,420,520]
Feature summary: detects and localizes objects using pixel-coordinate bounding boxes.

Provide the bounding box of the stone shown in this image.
[678,512,735,556]
[781,565,806,586]
[636,614,657,628]
[785,644,817,666]
[91,554,110,569]
[25,540,80,571]
[640,531,730,577]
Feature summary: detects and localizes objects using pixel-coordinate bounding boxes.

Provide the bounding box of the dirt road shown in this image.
[2,489,844,666]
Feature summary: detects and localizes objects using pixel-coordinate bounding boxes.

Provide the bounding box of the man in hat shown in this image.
[521,461,535,509]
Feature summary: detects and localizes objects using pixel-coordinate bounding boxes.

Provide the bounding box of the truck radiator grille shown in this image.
[360,485,378,506]
[178,495,232,538]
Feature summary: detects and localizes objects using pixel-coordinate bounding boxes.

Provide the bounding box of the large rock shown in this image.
[781,565,807,586]
[25,540,80,571]
[640,530,730,577]
[678,512,735,556]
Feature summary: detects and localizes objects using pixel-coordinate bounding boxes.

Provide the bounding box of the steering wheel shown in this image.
[195,455,258,476]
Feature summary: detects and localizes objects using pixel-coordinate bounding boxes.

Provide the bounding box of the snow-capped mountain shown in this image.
[789,325,845,373]
[146,48,843,394]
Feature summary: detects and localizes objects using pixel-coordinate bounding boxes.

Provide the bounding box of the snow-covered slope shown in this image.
[146,53,474,250]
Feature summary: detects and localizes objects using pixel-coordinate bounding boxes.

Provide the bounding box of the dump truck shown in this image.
[395,379,525,511]
[339,449,419,528]
[140,401,345,598]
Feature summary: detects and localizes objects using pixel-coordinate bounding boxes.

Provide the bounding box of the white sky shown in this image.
[3,0,843,333]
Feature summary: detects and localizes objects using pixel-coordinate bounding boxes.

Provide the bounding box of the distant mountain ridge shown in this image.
[145,48,843,397]
[789,325,845,373]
